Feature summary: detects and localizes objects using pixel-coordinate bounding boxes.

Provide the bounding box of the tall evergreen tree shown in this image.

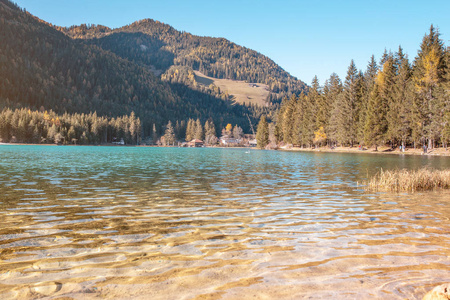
[392,47,413,149]
[311,76,326,130]
[152,123,158,144]
[300,91,315,147]
[256,115,269,149]
[204,119,217,145]
[280,95,297,144]
[378,54,397,146]
[335,60,360,146]
[441,46,450,147]
[355,70,366,144]
[412,25,446,148]
[185,119,195,141]
[358,56,378,146]
[194,118,203,140]
[163,120,176,145]
[364,68,389,149]
[326,73,343,146]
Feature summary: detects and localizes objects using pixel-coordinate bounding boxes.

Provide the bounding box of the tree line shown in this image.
[0,108,141,145]
[257,26,449,150]
[0,107,257,147]
[159,119,250,146]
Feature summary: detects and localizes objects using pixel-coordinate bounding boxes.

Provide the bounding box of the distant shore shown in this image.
[0,142,245,149]
[2,142,450,157]
[281,145,450,157]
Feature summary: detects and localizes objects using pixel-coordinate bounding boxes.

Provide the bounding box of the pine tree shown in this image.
[311,76,326,130]
[164,120,176,145]
[355,70,366,144]
[442,46,450,147]
[185,119,195,141]
[152,123,158,144]
[364,55,395,149]
[412,25,446,148]
[135,117,141,145]
[274,97,287,142]
[281,94,297,144]
[204,119,217,145]
[378,54,397,146]
[364,79,387,150]
[194,118,203,140]
[300,92,315,147]
[291,95,304,146]
[380,49,390,66]
[392,47,413,149]
[256,115,269,149]
[340,60,360,146]
[326,73,343,146]
[307,76,323,146]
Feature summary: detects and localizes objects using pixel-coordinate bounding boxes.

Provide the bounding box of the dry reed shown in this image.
[365,168,450,192]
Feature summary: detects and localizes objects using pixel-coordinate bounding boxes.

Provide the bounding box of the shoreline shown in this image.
[280,145,450,157]
[0,142,246,149]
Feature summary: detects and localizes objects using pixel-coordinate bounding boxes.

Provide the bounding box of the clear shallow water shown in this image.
[0,145,449,299]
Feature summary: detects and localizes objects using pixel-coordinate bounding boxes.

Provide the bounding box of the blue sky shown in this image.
[15,0,450,85]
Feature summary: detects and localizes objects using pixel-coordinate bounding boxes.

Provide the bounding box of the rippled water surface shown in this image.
[0,145,449,299]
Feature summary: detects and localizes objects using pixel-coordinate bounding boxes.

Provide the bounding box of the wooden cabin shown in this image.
[187,139,204,147]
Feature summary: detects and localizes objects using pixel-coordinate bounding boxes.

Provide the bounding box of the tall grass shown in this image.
[365,168,450,192]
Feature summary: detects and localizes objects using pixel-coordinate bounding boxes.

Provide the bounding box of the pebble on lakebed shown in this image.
[423,283,450,300]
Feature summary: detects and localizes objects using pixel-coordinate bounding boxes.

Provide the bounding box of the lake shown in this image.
[0,145,449,299]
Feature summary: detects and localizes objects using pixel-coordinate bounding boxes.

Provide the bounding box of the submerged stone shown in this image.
[423,283,450,300]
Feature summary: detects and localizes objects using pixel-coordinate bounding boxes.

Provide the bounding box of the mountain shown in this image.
[59,19,307,96]
[0,0,307,138]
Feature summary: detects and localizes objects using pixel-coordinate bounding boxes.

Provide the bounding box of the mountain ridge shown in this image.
[58,18,308,97]
[0,0,306,140]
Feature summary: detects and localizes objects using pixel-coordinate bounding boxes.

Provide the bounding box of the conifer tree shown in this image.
[311,76,326,130]
[300,92,315,147]
[164,120,176,145]
[152,123,158,144]
[204,120,217,145]
[360,56,379,144]
[194,118,203,140]
[256,115,269,149]
[306,76,322,146]
[291,95,304,146]
[392,47,413,149]
[355,70,366,144]
[135,117,142,145]
[343,60,360,146]
[441,46,450,147]
[378,55,397,146]
[185,119,195,141]
[274,97,287,142]
[380,49,390,66]
[315,75,331,145]
[325,73,343,146]
[364,55,395,149]
[412,25,446,148]
[364,78,387,150]
[281,94,297,144]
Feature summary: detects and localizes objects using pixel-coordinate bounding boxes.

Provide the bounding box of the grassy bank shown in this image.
[365,168,450,192]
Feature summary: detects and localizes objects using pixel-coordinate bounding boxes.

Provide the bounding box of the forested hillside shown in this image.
[260,26,450,150]
[0,0,277,141]
[59,19,307,101]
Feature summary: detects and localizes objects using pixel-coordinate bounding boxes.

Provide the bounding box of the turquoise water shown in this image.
[0,145,449,299]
